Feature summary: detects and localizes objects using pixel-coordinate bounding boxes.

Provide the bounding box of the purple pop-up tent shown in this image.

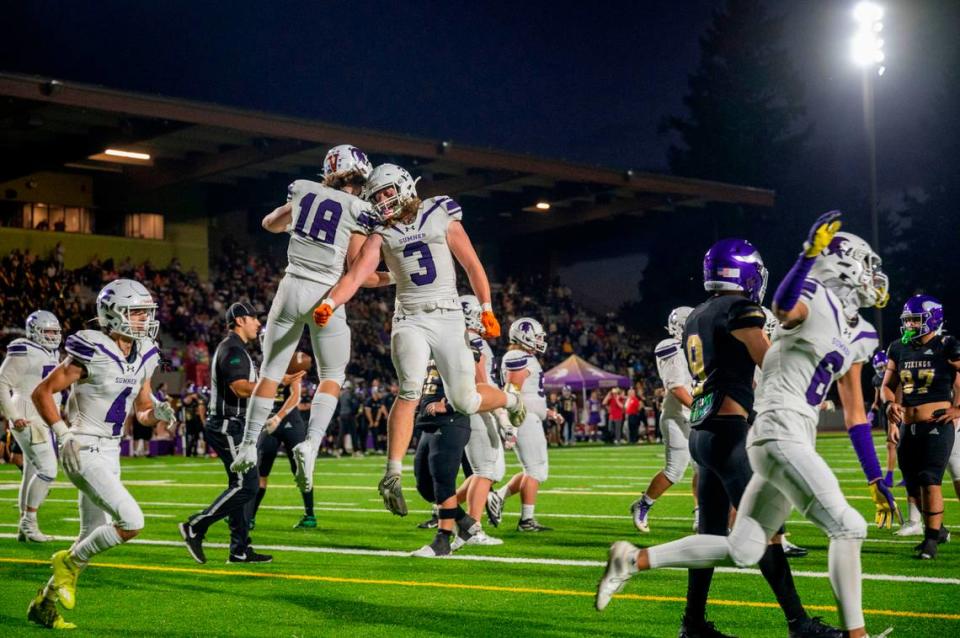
[543,355,631,391]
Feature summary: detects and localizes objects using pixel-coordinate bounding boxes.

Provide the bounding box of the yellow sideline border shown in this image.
[1,557,957,622]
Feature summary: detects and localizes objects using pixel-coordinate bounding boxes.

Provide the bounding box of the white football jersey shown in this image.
[64,330,161,438]
[468,331,495,385]
[285,180,375,285]
[376,196,463,312]
[655,337,692,421]
[501,348,547,419]
[752,279,877,444]
[0,338,61,422]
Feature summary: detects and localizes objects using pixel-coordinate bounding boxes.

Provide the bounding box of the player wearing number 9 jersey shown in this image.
[232,145,393,491]
[26,279,174,630]
[312,163,527,518]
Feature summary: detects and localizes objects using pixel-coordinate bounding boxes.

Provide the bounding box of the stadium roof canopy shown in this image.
[0,72,773,238]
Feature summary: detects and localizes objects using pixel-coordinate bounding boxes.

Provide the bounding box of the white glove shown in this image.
[265,415,282,435]
[499,424,518,451]
[52,420,81,474]
[153,401,176,423]
[230,441,259,473]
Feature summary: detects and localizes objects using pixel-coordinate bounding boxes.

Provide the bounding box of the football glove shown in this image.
[52,421,81,475]
[480,310,501,338]
[153,400,176,423]
[313,299,336,328]
[499,423,518,450]
[870,480,903,529]
[230,441,259,473]
[378,472,408,517]
[803,210,842,258]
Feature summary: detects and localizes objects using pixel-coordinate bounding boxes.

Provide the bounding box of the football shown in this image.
[287,351,312,374]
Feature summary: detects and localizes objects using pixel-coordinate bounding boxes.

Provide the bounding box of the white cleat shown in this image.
[466,530,504,546]
[18,521,54,543]
[486,491,504,528]
[412,533,453,558]
[895,520,923,537]
[292,442,316,493]
[596,541,638,611]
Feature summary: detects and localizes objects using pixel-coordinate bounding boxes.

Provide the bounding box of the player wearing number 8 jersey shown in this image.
[26,279,173,630]
[312,163,526,517]
[230,145,392,488]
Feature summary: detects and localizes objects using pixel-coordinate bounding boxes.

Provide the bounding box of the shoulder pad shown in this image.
[423,195,463,222]
[65,331,107,364]
[727,299,766,330]
[503,350,530,370]
[654,338,680,360]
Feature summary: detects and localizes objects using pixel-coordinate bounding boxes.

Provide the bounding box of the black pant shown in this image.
[187,419,258,555]
[185,419,204,457]
[259,411,307,478]
[899,420,956,490]
[340,414,357,450]
[627,414,641,443]
[688,416,752,535]
[414,415,471,504]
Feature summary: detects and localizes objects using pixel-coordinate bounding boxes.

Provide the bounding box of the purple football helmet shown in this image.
[703,239,768,303]
[900,294,943,341]
[871,350,888,375]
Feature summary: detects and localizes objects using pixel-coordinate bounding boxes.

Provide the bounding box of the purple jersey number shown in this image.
[805,351,845,406]
[293,194,343,245]
[538,371,545,398]
[42,364,56,378]
[105,387,134,436]
[402,241,437,286]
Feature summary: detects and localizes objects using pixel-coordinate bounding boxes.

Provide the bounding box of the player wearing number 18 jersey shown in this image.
[312,163,526,518]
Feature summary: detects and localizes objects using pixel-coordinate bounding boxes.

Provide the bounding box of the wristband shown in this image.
[848,423,882,483]
[51,419,70,438]
[322,298,338,312]
[481,302,493,312]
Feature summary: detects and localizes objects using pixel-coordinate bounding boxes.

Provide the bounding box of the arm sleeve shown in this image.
[219,345,251,385]
[0,354,30,419]
[727,299,767,331]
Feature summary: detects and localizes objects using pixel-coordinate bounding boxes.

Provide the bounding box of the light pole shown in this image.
[851,1,885,338]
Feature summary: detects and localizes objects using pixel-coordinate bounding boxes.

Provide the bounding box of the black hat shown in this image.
[226,302,256,327]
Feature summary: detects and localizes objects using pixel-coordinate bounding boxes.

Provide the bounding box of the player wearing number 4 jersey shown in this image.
[230,145,392,485]
[313,163,526,517]
[26,279,174,630]
[599,213,894,638]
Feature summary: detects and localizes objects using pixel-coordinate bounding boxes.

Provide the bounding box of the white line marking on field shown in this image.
[0,533,953,586]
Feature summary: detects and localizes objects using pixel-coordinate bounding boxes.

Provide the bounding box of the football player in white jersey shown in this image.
[598,212,894,638]
[487,318,560,532]
[230,145,390,484]
[454,294,507,544]
[630,306,700,533]
[312,163,526,516]
[26,279,175,630]
[0,310,63,542]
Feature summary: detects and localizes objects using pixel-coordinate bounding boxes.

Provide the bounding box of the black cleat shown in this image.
[678,618,737,638]
[517,518,552,532]
[916,538,938,560]
[417,514,439,529]
[178,522,206,564]
[788,616,842,638]
[227,548,273,563]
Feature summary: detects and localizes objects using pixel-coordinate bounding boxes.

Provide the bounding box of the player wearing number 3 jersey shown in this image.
[313,163,527,517]
[231,145,393,490]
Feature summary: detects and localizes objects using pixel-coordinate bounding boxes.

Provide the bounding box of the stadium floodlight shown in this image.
[535,201,551,211]
[104,148,151,160]
[851,2,885,73]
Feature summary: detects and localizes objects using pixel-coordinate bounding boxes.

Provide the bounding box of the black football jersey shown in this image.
[886,335,957,407]
[416,360,448,427]
[683,294,767,414]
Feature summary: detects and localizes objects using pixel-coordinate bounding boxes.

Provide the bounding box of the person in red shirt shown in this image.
[624,388,642,443]
[602,389,626,445]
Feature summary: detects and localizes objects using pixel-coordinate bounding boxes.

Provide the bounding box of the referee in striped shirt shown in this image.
[179,302,272,564]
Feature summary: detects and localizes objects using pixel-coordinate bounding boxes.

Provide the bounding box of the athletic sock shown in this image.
[757,543,806,622]
[71,524,122,563]
[308,393,339,453]
[23,510,38,524]
[26,475,53,510]
[253,487,267,517]
[924,526,941,541]
[302,489,314,517]
[641,493,655,506]
[683,568,714,627]
[908,501,921,523]
[387,459,403,475]
[521,504,535,520]
[496,485,510,501]
[243,396,274,442]
[828,538,865,630]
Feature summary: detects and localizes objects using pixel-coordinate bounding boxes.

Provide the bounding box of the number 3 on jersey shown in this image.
[402,241,437,286]
[293,194,342,244]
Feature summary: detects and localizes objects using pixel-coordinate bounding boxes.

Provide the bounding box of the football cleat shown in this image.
[466,529,504,546]
[517,518,552,532]
[417,514,439,529]
[630,497,651,532]
[178,522,207,564]
[938,526,951,544]
[782,538,809,558]
[486,492,504,528]
[692,506,700,532]
[294,515,317,529]
[227,548,273,563]
[595,541,638,611]
[452,515,480,551]
[50,550,81,610]
[505,384,527,427]
[788,615,842,637]
[895,520,923,536]
[411,532,452,558]
[378,472,408,517]
[18,520,54,543]
[916,538,938,560]
[27,590,76,630]
[678,618,737,638]
[292,442,316,492]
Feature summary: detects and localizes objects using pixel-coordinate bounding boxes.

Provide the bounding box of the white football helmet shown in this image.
[459,294,483,333]
[321,144,373,184]
[362,163,420,222]
[810,231,889,315]
[96,279,159,340]
[666,306,693,340]
[509,317,547,353]
[26,310,61,350]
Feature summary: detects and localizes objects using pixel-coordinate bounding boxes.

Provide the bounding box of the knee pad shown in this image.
[727,515,768,568]
[117,499,145,531]
[316,367,346,387]
[663,447,690,484]
[827,507,868,541]
[398,379,423,401]
[446,389,482,416]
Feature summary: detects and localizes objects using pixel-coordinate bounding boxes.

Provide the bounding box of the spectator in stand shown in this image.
[603,388,626,445]
[625,388,642,444]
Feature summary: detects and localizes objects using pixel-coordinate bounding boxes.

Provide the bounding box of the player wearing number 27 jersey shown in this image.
[313,163,526,518]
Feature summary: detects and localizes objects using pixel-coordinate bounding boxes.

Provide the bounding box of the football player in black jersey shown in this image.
[598,238,839,638]
[882,295,960,559]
